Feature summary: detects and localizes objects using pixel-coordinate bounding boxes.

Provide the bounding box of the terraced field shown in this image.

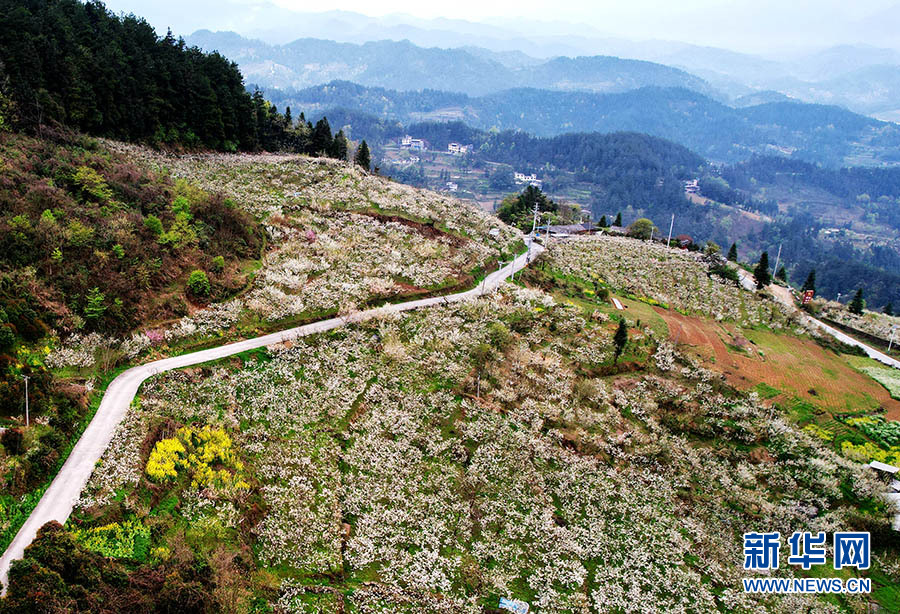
[657,308,900,418]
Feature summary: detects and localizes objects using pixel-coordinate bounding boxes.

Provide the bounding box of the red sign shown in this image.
[802,290,815,305]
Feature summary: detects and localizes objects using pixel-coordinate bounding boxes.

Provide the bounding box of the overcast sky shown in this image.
[101,0,900,55]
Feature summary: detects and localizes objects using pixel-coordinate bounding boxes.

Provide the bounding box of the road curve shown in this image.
[0,243,543,592]
[735,268,899,369]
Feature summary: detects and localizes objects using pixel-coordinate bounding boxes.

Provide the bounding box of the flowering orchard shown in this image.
[45,145,522,369]
[74,285,896,613]
[542,235,803,330]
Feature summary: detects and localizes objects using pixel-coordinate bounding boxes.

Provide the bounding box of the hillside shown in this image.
[269,82,900,167]
[0,131,267,531]
[0,136,522,578]
[296,108,900,310]
[7,234,900,612]
[711,156,900,309]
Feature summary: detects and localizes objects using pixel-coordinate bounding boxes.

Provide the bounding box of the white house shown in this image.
[448,142,471,155]
[514,172,537,183]
[401,135,412,147]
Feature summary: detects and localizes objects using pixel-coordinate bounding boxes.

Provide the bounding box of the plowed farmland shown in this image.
[657,307,900,419]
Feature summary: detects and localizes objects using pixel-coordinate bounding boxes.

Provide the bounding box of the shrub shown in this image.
[1,428,23,454]
[487,322,511,350]
[0,323,15,349]
[145,425,247,491]
[73,166,113,202]
[211,255,225,273]
[144,214,164,236]
[710,264,740,283]
[171,196,192,220]
[626,218,656,240]
[72,518,150,560]
[187,270,211,297]
[66,219,95,247]
[146,437,187,481]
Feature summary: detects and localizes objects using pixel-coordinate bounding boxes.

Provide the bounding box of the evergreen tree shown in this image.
[727,242,738,262]
[802,269,816,293]
[284,106,292,127]
[849,288,865,315]
[776,266,787,282]
[330,129,348,160]
[613,319,628,363]
[884,302,894,316]
[83,287,107,323]
[614,212,622,227]
[355,140,371,171]
[754,251,771,289]
[310,117,333,156]
[598,215,608,227]
[496,185,558,232]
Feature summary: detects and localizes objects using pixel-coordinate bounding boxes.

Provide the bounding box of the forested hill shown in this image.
[267,81,900,166]
[0,0,293,151]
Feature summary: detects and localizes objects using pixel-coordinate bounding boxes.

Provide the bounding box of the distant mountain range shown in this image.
[186,30,716,98]
[187,29,900,121]
[264,82,900,167]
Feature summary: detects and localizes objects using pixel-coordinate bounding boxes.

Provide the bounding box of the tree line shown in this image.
[0,0,372,165]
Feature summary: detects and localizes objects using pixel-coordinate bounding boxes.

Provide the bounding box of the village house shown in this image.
[513,171,542,189]
[400,135,427,151]
[447,142,471,155]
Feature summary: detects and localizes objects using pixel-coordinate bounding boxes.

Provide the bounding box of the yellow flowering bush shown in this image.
[144,425,249,491]
[802,423,834,442]
[840,440,900,466]
[73,518,150,560]
[145,437,186,480]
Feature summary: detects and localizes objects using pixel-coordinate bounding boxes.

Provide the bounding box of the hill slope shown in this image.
[11,235,898,612]
[270,82,900,166]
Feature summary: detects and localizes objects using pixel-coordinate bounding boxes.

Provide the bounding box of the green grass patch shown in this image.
[753,382,782,400]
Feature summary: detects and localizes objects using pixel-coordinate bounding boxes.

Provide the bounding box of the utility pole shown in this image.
[22,375,30,427]
[518,202,540,282]
[773,243,782,280]
[666,213,674,248]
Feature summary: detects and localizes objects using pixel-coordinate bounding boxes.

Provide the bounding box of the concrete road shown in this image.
[735,267,899,369]
[0,243,542,593]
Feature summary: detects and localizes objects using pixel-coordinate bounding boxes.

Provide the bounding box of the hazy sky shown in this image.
[102,0,900,55]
